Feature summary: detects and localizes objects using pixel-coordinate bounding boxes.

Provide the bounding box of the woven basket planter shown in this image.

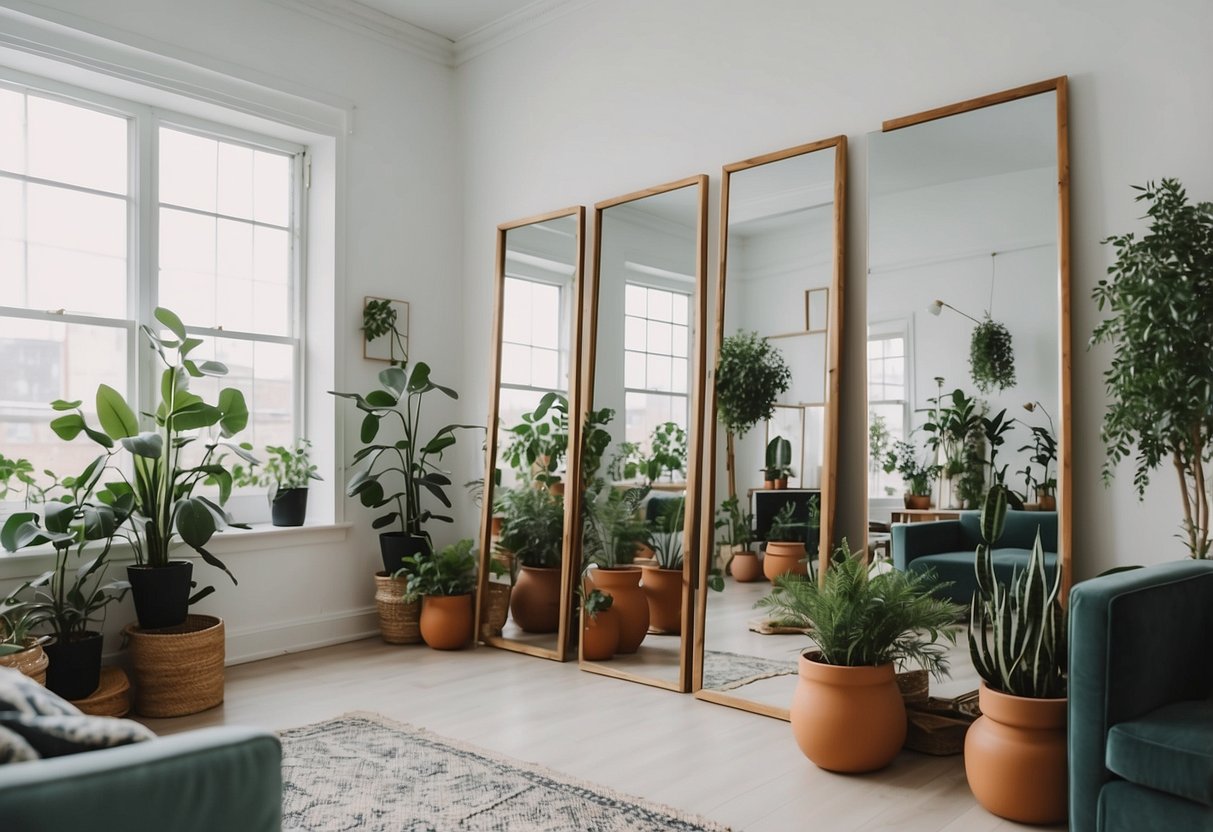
[480,582,511,641]
[0,639,49,685]
[374,572,421,644]
[124,614,224,718]
[71,667,132,718]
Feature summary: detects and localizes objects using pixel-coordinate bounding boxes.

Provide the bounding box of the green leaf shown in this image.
[380,367,407,398]
[171,403,223,431]
[154,307,187,340]
[217,388,249,437]
[361,413,381,444]
[121,431,164,458]
[407,362,433,393]
[96,384,139,439]
[176,497,217,548]
[194,545,236,585]
[83,425,115,449]
[197,361,228,377]
[50,413,85,441]
[51,399,82,412]
[179,337,203,357]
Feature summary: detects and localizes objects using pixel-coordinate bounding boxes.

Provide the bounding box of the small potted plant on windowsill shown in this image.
[883,438,940,510]
[757,540,960,773]
[715,495,759,583]
[400,538,478,651]
[262,440,322,526]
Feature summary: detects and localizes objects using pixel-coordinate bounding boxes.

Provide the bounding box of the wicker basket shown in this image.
[896,669,930,705]
[480,582,511,640]
[374,572,421,644]
[0,639,48,685]
[904,693,981,756]
[71,666,132,717]
[124,614,224,718]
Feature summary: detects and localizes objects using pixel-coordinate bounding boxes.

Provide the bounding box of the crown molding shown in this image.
[268,0,456,67]
[454,0,593,66]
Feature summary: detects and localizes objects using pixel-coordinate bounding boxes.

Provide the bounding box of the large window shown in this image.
[867,323,909,498]
[0,77,303,488]
[624,283,690,449]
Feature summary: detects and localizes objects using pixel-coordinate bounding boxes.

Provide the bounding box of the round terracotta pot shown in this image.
[775,478,788,490]
[640,565,682,635]
[590,567,648,654]
[548,480,565,497]
[0,639,49,685]
[582,608,619,661]
[490,515,505,537]
[763,541,808,582]
[731,551,762,583]
[419,594,474,650]
[509,565,562,633]
[791,651,906,772]
[763,479,776,490]
[965,682,1067,824]
[1038,494,1057,512]
[904,494,931,510]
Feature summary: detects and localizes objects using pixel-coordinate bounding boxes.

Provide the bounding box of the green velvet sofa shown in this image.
[1069,559,1213,832]
[0,726,283,832]
[891,510,1058,603]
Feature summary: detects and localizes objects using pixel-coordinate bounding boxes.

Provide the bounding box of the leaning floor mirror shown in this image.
[476,206,586,662]
[693,137,847,719]
[578,175,708,692]
[865,78,1071,696]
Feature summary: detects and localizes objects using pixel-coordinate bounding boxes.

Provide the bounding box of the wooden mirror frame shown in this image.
[577,174,709,692]
[865,76,1072,601]
[692,136,848,719]
[476,206,586,662]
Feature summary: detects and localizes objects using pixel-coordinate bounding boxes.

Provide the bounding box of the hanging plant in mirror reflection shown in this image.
[969,316,1017,394]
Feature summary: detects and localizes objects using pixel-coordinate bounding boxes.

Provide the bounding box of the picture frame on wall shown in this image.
[363,296,410,365]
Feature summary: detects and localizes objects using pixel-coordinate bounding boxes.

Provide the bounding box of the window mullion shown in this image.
[135,107,157,420]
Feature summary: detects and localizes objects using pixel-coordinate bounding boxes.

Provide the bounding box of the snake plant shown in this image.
[968,486,1066,698]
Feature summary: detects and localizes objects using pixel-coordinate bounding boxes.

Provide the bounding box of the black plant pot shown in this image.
[379,533,430,575]
[44,631,103,700]
[127,561,194,630]
[271,488,309,527]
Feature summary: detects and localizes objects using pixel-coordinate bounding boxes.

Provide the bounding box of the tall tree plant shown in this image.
[1092,179,1213,558]
[715,331,791,499]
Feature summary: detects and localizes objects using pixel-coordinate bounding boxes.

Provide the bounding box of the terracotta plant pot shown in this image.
[548,480,565,497]
[904,494,931,510]
[775,478,788,490]
[590,567,648,654]
[791,651,906,772]
[1038,494,1057,512]
[964,682,1067,824]
[374,571,422,644]
[0,638,49,685]
[419,594,474,650]
[763,541,808,582]
[731,551,762,583]
[640,565,682,635]
[509,565,562,633]
[763,479,776,490]
[490,515,505,538]
[582,608,619,661]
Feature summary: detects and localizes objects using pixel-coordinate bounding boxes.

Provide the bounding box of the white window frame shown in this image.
[622,279,692,437]
[867,317,914,499]
[498,271,569,405]
[0,67,308,462]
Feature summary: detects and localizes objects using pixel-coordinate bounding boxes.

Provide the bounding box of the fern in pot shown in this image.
[757,540,959,772]
[964,485,1067,824]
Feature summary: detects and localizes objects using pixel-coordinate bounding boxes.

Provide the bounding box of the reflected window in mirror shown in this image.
[623,282,692,478]
[866,321,910,500]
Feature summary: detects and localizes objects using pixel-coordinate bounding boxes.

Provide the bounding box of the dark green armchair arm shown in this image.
[1068,560,1213,832]
[0,726,282,832]
[892,520,966,570]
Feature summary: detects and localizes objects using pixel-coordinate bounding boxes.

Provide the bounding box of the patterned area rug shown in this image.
[702,650,798,692]
[280,712,731,831]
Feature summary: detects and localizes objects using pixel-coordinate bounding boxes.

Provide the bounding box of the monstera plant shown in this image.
[2,307,252,630]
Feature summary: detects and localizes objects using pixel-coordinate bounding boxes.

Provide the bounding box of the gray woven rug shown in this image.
[280,712,731,831]
[702,650,797,692]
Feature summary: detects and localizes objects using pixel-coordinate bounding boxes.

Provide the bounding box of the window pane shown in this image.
[671,358,688,394]
[253,226,289,285]
[625,283,646,317]
[648,288,672,322]
[27,247,126,319]
[531,284,559,350]
[647,320,672,355]
[182,337,293,454]
[501,343,530,386]
[160,208,216,272]
[671,325,688,358]
[0,88,23,175]
[27,96,127,195]
[0,319,127,483]
[217,142,254,220]
[647,354,671,392]
[217,218,253,280]
[531,347,558,390]
[502,278,532,345]
[624,316,645,350]
[624,350,645,389]
[671,293,688,326]
[159,128,217,213]
[27,184,126,259]
[253,150,290,226]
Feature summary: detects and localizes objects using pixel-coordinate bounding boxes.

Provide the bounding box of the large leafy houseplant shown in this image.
[502,392,569,488]
[4,307,251,628]
[715,331,791,498]
[969,316,1016,394]
[582,482,649,570]
[882,438,939,499]
[332,362,478,572]
[495,485,564,573]
[1092,179,1213,559]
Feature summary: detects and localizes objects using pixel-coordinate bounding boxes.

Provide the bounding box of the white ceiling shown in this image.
[350,0,543,41]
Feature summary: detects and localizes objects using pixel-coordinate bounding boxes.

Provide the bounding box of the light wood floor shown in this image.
[143,636,1066,831]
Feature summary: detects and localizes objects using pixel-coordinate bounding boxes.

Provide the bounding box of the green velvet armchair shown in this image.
[0,726,283,832]
[1069,559,1213,832]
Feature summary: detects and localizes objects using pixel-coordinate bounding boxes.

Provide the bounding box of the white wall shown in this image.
[0,0,464,662]
[455,0,1213,579]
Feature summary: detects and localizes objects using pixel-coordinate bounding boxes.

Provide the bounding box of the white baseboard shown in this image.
[223,606,380,665]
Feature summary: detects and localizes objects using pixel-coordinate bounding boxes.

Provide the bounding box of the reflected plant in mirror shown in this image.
[715,331,792,499]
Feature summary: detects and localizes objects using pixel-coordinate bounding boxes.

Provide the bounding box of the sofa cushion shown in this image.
[958,509,1057,552]
[907,549,1059,603]
[1097,780,1213,832]
[0,668,154,763]
[1106,697,1213,807]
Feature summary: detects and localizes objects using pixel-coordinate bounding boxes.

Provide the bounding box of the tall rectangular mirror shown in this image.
[477,206,585,662]
[866,77,1071,683]
[578,175,708,692]
[693,137,847,719]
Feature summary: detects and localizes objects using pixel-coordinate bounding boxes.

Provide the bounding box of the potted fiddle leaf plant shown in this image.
[715,331,792,499]
[400,538,478,651]
[582,481,650,654]
[331,362,479,574]
[641,497,684,635]
[26,307,250,630]
[757,540,960,773]
[502,392,569,492]
[965,485,1067,824]
[715,495,758,583]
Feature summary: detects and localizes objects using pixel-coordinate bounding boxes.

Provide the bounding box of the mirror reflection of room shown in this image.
[867,91,1062,697]
[481,211,581,658]
[698,141,842,716]
[580,178,703,690]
